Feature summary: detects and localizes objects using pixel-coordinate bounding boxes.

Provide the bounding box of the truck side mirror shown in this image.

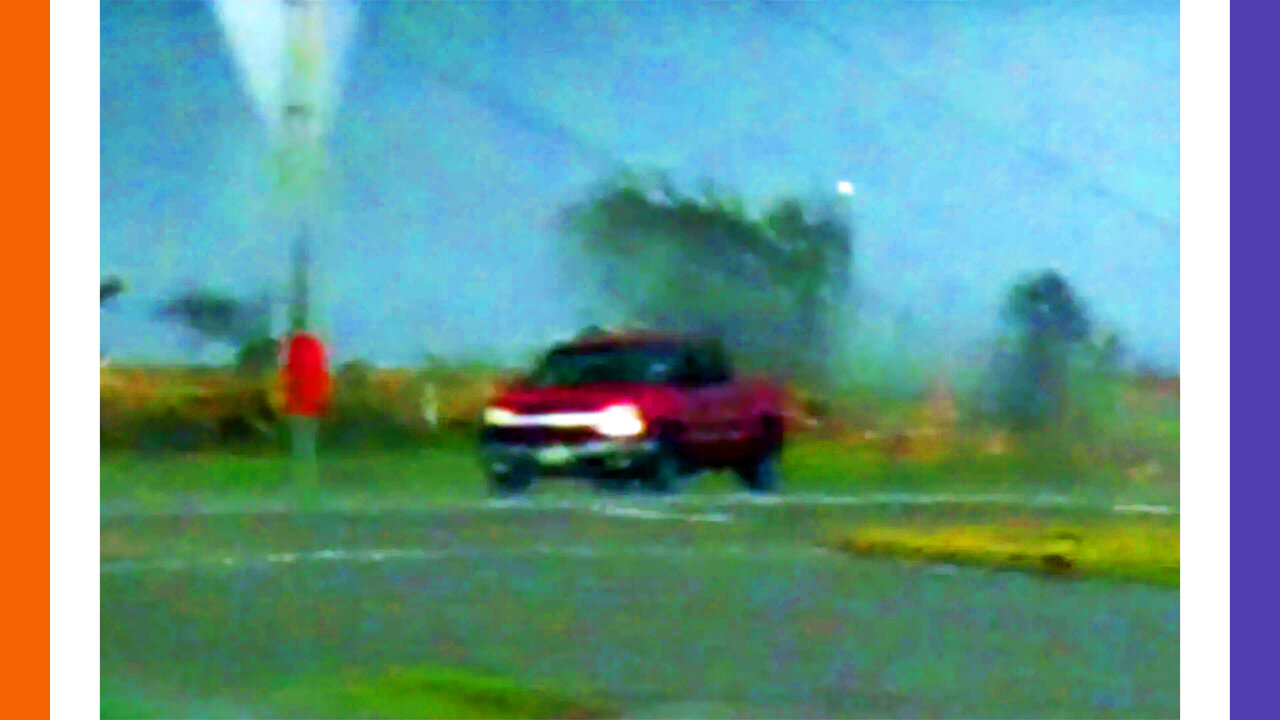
[674,368,702,387]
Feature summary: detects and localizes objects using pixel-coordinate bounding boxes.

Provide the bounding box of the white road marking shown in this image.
[596,503,732,523]
[479,492,1177,516]
[101,490,1177,519]
[480,496,733,523]
[1113,503,1177,515]
[100,543,837,575]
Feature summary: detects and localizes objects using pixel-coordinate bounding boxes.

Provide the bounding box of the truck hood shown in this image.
[492,383,661,415]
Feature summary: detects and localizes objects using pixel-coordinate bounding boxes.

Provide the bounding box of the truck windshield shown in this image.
[526,344,681,387]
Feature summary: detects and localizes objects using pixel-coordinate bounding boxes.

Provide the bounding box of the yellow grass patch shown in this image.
[829,523,1179,587]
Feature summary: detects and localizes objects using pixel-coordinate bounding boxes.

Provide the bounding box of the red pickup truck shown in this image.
[479,331,786,494]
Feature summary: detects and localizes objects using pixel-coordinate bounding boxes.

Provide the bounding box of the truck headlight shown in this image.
[483,406,518,426]
[594,404,645,437]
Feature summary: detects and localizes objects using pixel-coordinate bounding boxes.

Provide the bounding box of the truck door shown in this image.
[686,340,741,465]
[673,347,709,462]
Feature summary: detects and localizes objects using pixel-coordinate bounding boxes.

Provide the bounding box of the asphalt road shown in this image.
[101,489,1180,718]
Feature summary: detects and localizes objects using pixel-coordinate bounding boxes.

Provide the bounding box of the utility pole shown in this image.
[282,0,324,331]
[281,0,326,483]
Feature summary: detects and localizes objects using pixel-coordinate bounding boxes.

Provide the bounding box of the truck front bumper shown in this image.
[479,437,658,478]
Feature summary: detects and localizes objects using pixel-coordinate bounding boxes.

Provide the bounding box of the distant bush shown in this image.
[234,336,279,376]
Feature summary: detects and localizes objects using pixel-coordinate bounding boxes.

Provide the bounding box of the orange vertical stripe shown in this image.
[4,0,51,717]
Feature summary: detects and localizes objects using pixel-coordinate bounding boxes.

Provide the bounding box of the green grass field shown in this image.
[101,431,1179,515]
[102,666,618,720]
[266,665,619,720]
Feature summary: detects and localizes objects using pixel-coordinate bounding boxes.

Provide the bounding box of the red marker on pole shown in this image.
[282,332,330,417]
[281,332,329,484]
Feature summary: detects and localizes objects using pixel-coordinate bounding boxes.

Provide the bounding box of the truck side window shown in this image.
[675,347,704,386]
[694,341,732,385]
[706,340,733,383]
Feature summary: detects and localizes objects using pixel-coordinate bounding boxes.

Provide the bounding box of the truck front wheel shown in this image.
[639,437,684,494]
[488,463,534,496]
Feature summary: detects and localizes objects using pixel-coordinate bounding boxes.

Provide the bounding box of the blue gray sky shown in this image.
[101,0,1179,373]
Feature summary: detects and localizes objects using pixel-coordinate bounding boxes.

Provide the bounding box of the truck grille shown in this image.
[484,426,603,446]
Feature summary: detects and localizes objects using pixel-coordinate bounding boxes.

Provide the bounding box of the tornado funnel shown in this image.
[211,0,359,144]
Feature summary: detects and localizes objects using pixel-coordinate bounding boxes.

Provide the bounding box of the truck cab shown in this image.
[479,331,785,494]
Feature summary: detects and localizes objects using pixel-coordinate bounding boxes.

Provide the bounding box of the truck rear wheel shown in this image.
[733,450,780,492]
[734,417,782,492]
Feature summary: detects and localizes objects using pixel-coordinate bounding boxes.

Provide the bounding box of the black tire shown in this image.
[639,438,683,494]
[488,461,534,496]
[734,417,782,493]
[592,473,633,494]
[734,450,780,492]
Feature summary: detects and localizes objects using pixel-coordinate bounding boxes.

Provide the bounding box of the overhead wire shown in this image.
[755,1,1179,239]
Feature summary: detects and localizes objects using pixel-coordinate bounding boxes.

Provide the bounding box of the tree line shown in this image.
[117,169,1138,437]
